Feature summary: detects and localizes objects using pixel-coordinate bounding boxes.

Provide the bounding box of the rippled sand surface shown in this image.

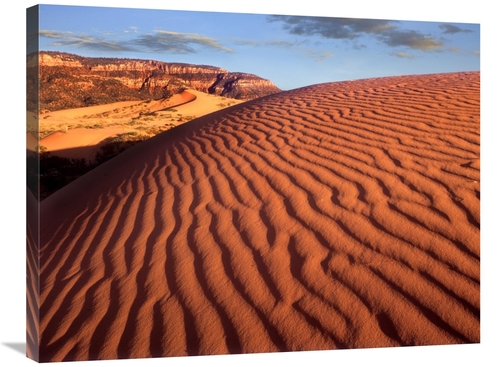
[34,72,480,362]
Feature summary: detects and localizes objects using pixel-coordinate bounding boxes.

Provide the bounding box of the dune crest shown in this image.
[39,72,480,362]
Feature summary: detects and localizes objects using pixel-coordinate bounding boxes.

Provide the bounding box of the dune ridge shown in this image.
[38,72,479,362]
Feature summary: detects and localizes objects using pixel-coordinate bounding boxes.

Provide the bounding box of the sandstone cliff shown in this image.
[27,52,281,111]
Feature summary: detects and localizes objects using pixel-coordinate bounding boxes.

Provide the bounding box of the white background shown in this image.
[1,1,498,366]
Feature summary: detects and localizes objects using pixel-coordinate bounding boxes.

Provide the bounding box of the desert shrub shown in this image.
[126,118,145,126]
[95,133,149,164]
[134,125,170,136]
[83,96,95,107]
[37,152,94,200]
[39,128,57,139]
[85,122,104,129]
[139,111,157,116]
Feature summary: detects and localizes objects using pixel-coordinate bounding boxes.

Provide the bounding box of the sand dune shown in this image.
[39,90,242,162]
[27,187,40,361]
[38,72,480,362]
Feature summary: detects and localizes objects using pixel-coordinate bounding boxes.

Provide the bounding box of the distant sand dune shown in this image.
[38,90,242,163]
[39,72,480,362]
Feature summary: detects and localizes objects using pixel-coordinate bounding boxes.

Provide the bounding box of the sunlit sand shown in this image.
[33,72,480,362]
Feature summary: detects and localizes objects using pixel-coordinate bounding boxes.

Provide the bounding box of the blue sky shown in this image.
[32,4,479,91]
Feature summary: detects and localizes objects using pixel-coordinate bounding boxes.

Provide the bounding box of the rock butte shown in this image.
[28,52,281,112]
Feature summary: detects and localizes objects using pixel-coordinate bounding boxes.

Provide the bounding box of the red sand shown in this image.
[35,72,480,362]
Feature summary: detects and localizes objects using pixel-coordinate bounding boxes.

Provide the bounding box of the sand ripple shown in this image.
[39,72,480,361]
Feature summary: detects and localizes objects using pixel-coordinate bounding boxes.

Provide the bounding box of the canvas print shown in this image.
[26,4,480,363]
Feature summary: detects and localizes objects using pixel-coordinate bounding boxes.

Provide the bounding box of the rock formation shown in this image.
[27,52,281,111]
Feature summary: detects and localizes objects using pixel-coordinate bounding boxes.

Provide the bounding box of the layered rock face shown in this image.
[208,72,283,100]
[28,52,281,111]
